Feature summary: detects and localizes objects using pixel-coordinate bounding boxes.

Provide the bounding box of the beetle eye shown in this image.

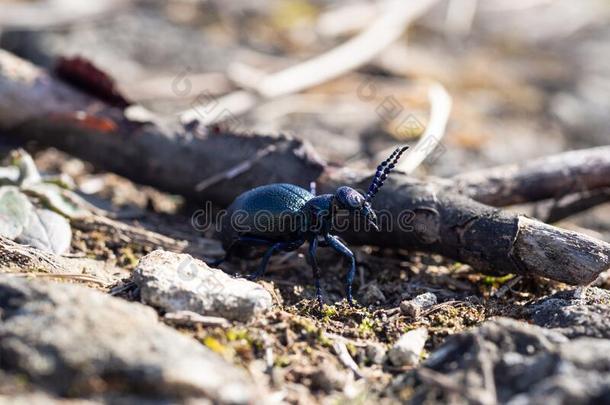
[336,186,364,209]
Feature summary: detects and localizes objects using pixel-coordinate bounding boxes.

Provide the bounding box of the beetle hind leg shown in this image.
[306,237,323,307]
[248,238,304,281]
[208,236,275,267]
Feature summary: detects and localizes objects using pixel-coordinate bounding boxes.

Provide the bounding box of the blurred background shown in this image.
[1,0,608,237]
[1,1,610,403]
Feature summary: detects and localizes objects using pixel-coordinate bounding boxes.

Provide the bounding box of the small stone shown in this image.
[400,292,437,318]
[360,282,386,305]
[400,301,422,318]
[388,328,428,367]
[366,343,387,365]
[134,250,273,322]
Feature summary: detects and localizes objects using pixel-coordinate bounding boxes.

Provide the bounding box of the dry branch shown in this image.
[451,146,610,206]
[538,188,610,223]
[0,50,609,285]
[319,169,610,285]
[0,50,325,207]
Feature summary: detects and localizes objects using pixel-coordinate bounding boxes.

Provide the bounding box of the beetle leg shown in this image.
[306,237,323,307]
[248,239,304,281]
[209,236,274,267]
[324,234,357,305]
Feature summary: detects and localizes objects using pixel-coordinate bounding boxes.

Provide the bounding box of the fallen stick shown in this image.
[450,146,610,206]
[0,50,608,285]
[319,169,610,285]
[0,50,325,207]
[386,82,452,174]
[538,188,610,223]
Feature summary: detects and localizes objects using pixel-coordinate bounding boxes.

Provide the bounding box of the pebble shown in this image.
[134,250,273,322]
[400,292,438,318]
[388,328,428,367]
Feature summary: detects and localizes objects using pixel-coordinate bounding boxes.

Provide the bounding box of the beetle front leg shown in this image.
[324,234,357,305]
[306,237,323,307]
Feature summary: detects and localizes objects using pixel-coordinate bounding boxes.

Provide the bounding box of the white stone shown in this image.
[388,328,428,366]
[134,250,273,322]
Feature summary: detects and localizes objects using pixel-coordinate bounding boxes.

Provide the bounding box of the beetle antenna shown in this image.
[365,146,409,201]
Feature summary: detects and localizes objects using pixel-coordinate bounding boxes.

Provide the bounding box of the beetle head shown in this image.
[334,186,379,231]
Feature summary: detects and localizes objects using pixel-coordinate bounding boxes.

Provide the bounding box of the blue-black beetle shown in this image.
[213,146,409,305]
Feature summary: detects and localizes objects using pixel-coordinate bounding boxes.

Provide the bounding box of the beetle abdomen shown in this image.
[220,184,313,253]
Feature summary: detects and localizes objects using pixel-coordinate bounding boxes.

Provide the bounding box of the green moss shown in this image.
[483,274,515,286]
[321,304,338,322]
[226,328,250,342]
[274,355,291,367]
[203,336,225,354]
[317,330,333,348]
[293,316,318,335]
[358,316,376,335]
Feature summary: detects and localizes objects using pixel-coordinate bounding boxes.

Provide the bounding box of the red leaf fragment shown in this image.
[55,56,131,108]
[48,112,118,133]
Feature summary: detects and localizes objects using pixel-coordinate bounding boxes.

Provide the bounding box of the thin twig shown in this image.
[73,215,188,252]
[5,272,108,286]
[180,0,439,123]
[332,340,364,379]
[316,1,379,38]
[396,82,452,173]
[255,0,439,99]
[542,188,610,223]
[163,311,230,328]
[195,145,277,192]
[109,281,136,296]
[492,275,523,299]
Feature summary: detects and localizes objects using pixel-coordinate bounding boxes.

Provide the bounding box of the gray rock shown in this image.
[400,292,437,318]
[526,287,610,338]
[0,275,261,403]
[388,328,428,367]
[359,282,386,306]
[366,343,387,365]
[134,250,273,322]
[410,317,610,404]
